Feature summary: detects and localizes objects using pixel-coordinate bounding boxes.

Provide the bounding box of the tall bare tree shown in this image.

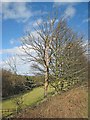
[20,13,88,96]
[20,16,58,97]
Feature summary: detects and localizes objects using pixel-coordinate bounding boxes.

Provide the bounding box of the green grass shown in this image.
[0,86,54,117]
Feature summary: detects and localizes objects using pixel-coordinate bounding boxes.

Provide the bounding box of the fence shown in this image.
[0,108,17,118]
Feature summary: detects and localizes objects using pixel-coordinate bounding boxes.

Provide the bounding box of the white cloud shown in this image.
[2,2,48,23]
[0,46,19,55]
[53,3,76,19]
[0,45,35,74]
[0,45,33,56]
[2,2,32,22]
[0,30,40,56]
[64,5,76,19]
[1,54,33,75]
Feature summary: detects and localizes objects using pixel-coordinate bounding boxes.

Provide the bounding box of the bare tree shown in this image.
[5,56,17,74]
[20,16,58,97]
[20,12,88,96]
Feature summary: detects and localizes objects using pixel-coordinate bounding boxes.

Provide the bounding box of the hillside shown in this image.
[16,84,88,118]
[1,86,54,118]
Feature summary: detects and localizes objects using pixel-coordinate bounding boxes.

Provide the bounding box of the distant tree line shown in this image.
[1,69,44,99]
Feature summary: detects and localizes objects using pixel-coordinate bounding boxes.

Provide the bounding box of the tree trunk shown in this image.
[44,67,49,97]
[44,42,49,97]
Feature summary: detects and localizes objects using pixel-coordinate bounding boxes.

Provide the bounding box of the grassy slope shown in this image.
[1,86,54,117]
[17,85,88,118]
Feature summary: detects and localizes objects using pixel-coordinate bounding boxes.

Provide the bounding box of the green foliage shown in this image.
[31,76,44,86]
[49,20,88,92]
[24,76,36,90]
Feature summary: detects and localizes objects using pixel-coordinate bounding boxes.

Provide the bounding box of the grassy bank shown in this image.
[17,85,88,118]
[1,86,54,118]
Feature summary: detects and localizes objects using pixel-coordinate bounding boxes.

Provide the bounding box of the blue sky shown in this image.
[0,2,89,74]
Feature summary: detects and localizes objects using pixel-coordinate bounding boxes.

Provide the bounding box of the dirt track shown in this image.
[17,85,88,118]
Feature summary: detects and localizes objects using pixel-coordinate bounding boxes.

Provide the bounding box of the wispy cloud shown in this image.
[2,2,32,22]
[64,5,76,19]
[53,2,76,19]
[2,2,48,23]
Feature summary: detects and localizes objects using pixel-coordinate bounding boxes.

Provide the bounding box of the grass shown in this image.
[0,86,54,118]
[16,85,88,118]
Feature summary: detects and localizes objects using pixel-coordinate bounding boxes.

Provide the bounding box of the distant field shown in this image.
[0,86,54,118]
